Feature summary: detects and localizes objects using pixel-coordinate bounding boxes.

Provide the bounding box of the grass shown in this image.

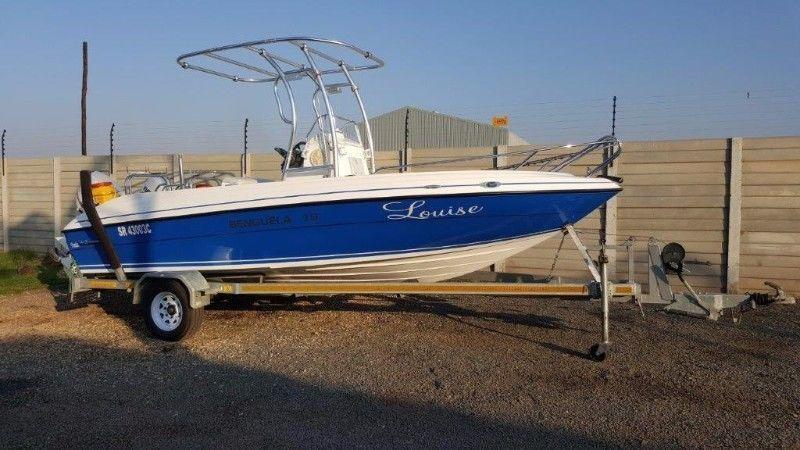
[0,250,67,296]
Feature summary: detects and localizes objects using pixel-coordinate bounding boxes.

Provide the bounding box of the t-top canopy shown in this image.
[177,37,384,179]
[176,37,384,83]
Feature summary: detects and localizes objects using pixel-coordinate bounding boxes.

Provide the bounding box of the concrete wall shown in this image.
[1,136,798,295]
[740,137,800,294]
[5,157,55,253]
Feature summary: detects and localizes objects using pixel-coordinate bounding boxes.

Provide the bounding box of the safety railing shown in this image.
[375,135,622,176]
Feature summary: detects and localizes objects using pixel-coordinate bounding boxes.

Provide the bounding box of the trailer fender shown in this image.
[133,271,213,309]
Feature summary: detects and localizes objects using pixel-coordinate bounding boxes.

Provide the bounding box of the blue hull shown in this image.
[65,190,618,273]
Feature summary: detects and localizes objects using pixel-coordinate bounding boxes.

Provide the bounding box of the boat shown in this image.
[57,37,622,284]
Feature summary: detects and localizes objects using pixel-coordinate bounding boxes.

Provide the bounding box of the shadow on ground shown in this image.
[207,294,599,360]
[55,291,600,361]
[210,293,569,329]
[0,335,605,448]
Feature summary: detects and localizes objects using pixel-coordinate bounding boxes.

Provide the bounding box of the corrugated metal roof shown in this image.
[359,106,508,151]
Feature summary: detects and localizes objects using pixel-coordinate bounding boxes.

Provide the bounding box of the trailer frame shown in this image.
[64,224,632,361]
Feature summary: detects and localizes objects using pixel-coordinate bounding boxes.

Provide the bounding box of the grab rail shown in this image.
[375,136,622,176]
[123,170,240,194]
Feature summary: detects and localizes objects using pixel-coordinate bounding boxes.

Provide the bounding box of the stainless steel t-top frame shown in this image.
[177,37,384,179]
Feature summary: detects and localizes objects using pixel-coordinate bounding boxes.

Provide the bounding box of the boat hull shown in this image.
[253,232,558,283]
[64,187,617,281]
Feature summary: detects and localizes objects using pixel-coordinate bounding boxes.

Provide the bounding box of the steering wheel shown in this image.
[274,141,307,169]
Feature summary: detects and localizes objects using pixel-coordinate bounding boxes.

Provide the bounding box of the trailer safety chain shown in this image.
[545,230,568,282]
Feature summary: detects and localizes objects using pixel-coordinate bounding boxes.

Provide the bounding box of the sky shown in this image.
[0,0,798,156]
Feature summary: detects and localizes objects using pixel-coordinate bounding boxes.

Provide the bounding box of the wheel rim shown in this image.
[151,291,183,332]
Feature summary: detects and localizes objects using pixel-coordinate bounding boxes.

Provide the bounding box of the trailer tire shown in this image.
[142,279,203,341]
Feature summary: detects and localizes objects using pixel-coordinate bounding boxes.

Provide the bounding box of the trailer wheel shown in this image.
[142,280,203,341]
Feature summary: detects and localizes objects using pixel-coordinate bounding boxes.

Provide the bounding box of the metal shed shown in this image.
[359,106,510,151]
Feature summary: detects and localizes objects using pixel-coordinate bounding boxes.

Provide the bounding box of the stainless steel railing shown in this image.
[375,136,622,176]
[177,37,383,178]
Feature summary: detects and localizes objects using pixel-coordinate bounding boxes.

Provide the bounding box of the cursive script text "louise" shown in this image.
[382,200,484,220]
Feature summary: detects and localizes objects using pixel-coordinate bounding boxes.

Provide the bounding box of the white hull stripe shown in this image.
[65,170,620,230]
[79,230,555,273]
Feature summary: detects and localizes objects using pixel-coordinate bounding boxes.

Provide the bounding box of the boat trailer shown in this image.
[61,219,633,361]
[61,224,794,361]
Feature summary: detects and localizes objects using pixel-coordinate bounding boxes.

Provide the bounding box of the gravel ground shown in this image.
[0,289,798,448]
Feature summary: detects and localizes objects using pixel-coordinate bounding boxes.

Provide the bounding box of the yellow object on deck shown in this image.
[91,182,118,205]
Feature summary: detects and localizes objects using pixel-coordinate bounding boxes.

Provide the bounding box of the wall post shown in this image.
[53,157,62,237]
[172,153,183,185]
[602,159,619,279]
[493,145,508,169]
[242,153,251,177]
[1,158,8,252]
[726,137,743,293]
[492,145,508,273]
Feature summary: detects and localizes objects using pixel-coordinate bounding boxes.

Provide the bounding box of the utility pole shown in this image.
[81,41,89,155]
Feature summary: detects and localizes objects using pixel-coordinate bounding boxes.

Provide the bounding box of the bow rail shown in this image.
[376,136,622,176]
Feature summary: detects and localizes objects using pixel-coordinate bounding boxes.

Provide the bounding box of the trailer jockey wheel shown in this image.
[142,279,204,341]
[661,242,686,275]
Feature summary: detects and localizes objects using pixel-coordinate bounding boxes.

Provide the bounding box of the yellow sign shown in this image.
[492,116,509,128]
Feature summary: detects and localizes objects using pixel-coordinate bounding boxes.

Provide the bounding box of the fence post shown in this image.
[109,123,115,175]
[242,117,248,177]
[603,159,619,279]
[493,144,507,169]
[241,153,251,177]
[492,145,508,273]
[53,157,62,237]
[726,137,743,293]
[402,108,410,173]
[1,158,8,252]
[606,95,619,278]
[172,153,182,184]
